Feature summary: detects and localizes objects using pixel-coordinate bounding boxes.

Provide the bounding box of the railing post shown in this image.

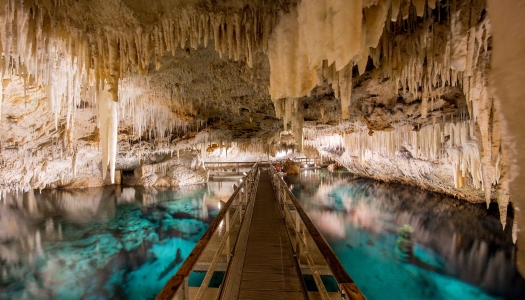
[179,277,189,300]
[244,186,247,207]
[281,183,288,203]
[295,210,301,253]
[226,208,230,263]
[295,217,302,265]
[302,227,307,250]
[275,175,280,201]
[280,184,285,219]
[239,192,243,223]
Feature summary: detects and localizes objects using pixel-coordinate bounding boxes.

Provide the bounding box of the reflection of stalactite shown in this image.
[441,235,521,294]
[306,209,346,239]
[286,172,524,295]
[0,182,237,299]
[35,230,43,256]
[23,189,36,215]
[199,194,208,220]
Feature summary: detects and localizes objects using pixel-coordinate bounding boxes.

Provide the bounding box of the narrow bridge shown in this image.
[156,164,366,300]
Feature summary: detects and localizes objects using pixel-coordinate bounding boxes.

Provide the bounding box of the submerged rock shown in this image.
[396,224,414,262]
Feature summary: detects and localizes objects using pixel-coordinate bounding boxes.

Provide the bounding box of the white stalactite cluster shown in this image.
[271,0,506,217]
[304,120,509,228]
[118,75,205,144]
[274,97,304,151]
[0,0,279,188]
[0,0,512,231]
[269,0,489,118]
[97,90,118,184]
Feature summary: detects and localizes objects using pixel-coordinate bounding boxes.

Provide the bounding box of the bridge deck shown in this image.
[224,170,306,300]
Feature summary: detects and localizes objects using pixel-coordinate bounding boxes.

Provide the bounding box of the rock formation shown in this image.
[0,0,524,275]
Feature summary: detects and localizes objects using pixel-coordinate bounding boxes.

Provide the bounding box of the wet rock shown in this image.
[283,159,300,174]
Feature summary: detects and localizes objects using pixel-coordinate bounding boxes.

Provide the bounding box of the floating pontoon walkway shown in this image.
[220,170,306,299]
[157,163,365,300]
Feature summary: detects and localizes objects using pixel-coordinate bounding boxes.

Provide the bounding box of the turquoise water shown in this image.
[0,182,235,300]
[285,169,525,300]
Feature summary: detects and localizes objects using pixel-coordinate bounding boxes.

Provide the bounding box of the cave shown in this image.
[1,0,525,299]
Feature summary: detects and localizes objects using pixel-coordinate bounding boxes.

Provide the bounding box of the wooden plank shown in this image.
[237,290,305,300]
[241,272,303,281]
[240,279,304,291]
[235,171,307,300]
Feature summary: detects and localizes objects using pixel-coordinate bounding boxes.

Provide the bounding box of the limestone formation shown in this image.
[0,0,524,275]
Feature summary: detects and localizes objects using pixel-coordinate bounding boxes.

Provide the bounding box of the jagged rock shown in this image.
[0,0,523,276]
[283,160,300,174]
[123,154,208,187]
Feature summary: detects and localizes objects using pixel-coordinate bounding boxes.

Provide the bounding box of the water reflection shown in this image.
[0,182,235,300]
[286,170,525,300]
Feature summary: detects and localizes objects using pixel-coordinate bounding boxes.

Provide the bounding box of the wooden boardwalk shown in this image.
[222,170,307,300]
[156,166,366,300]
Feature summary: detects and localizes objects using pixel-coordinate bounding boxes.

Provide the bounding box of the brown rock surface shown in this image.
[282,159,300,174]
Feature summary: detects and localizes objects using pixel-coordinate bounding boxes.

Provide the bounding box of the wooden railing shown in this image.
[269,165,367,300]
[156,163,259,300]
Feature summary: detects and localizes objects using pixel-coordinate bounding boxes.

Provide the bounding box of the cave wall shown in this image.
[0,0,524,274]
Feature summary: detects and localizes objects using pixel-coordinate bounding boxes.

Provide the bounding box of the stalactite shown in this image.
[0,0,511,230]
[305,121,485,193]
[339,64,352,119]
[0,2,280,187]
[97,89,118,184]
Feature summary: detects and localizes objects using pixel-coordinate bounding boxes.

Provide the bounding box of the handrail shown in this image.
[156,163,258,300]
[269,165,366,300]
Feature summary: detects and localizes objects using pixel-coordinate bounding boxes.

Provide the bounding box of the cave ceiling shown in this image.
[1,0,522,252]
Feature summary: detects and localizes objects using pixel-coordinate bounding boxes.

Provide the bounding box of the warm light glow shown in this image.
[275,150,287,158]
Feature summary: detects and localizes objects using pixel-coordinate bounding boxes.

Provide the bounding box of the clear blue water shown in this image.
[285,169,525,300]
[0,182,235,300]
